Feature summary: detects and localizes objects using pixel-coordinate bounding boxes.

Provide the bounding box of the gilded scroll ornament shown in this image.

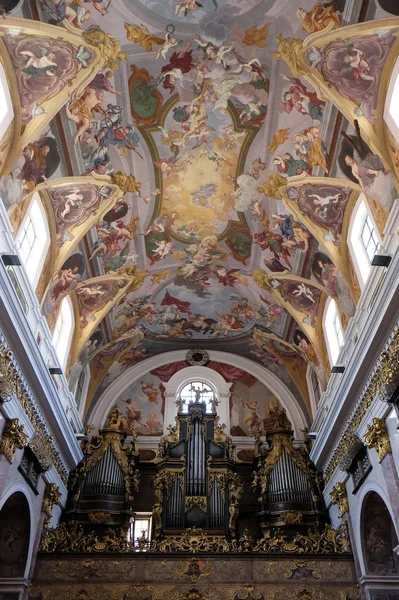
[281,512,303,525]
[272,34,307,77]
[185,497,207,513]
[40,522,351,555]
[0,344,67,482]
[330,483,349,516]
[42,482,62,520]
[173,559,214,584]
[82,26,126,70]
[364,417,391,461]
[0,417,28,462]
[88,512,111,524]
[325,328,399,482]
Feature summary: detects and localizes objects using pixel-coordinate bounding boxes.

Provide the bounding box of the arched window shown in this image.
[179,381,216,413]
[323,298,344,366]
[15,193,50,289]
[384,56,399,144]
[306,365,322,415]
[52,296,74,369]
[348,196,380,288]
[74,364,91,413]
[0,63,14,142]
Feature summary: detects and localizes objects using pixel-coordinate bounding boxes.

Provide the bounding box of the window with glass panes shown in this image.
[361,214,379,261]
[179,381,215,412]
[17,215,36,264]
[334,312,344,347]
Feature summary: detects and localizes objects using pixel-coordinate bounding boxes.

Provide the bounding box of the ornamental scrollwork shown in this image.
[0,344,67,482]
[0,417,28,462]
[326,328,399,482]
[185,497,207,513]
[39,523,351,555]
[330,483,349,517]
[42,482,62,520]
[363,417,391,462]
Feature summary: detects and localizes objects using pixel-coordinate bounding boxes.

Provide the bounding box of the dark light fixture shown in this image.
[371,254,392,268]
[332,366,345,374]
[2,254,22,266]
[49,367,63,375]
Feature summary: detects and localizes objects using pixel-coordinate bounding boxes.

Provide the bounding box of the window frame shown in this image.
[178,380,217,413]
[0,63,14,142]
[52,296,74,369]
[348,195,381,289]
[323,297,344,366]
[15,193,50,290]
[384,55,399,146]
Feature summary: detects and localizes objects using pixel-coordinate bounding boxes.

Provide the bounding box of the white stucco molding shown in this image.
[89,350,308,439]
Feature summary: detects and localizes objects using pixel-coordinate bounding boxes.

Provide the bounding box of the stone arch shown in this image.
[0,490,31,579]
[360,490,399,575]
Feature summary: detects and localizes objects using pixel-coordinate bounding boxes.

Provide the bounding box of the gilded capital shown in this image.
[330,482,349,516]
[364,417,391,461]
[0,418,28,462]
[42,482,62,519]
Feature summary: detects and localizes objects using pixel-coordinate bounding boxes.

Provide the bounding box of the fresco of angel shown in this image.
[279,74,325,120]
[66,88,106,144]
[212,266,247,287]
[149,239,171,262]
[311,251,355,317]
[240,399,263,435]
[155,30,180,60]
[209,313,246,337]
[38,0,92,28]
[292,126,328,172]
[297,1,343,33]
[273,154,312,178]
[140,380,160,404]
[176,235,226,279]
[338,121,395,210]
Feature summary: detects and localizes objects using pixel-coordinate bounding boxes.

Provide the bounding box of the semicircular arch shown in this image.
[88,350,309,439]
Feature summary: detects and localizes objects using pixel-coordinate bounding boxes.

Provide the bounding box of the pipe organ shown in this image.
[153,399,242,539]
[64,407,139,533]
[59,402,329,547]
[252,407,328,532]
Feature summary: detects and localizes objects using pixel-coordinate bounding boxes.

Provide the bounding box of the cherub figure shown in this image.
[155,30,179,60]
[340,44,375,82]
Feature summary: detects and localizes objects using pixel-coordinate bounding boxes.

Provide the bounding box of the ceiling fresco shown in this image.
[1,0,398,432]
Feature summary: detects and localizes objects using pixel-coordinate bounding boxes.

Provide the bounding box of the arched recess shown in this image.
[0,490,31,579]
[0,17,102,178]
[273,18,399,191]
[88,350,309,439]
[163,366,232,435]
[360,490,399,576]
[9,175,123,299]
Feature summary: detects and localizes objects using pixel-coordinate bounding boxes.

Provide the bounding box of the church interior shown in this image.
[0,0,399,598]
